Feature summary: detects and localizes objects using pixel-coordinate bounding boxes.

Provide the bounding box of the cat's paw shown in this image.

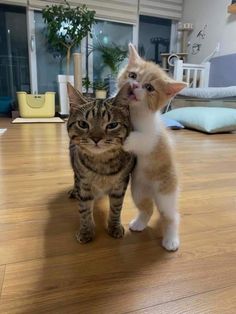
[108,224,125,239]
[123,132,140,152]
[76,229,95,244]
[129,218,147,231]
[162,236,180,252]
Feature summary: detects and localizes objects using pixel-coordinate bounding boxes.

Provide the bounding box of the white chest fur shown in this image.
[125,104,162,155]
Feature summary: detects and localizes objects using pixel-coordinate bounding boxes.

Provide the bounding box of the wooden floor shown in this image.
[1,118,236,314]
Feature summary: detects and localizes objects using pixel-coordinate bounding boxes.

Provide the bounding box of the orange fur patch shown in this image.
[137,197,154,213]
[144,130,178,194]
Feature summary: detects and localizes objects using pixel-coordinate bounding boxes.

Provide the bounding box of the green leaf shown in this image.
[42,1,96,71]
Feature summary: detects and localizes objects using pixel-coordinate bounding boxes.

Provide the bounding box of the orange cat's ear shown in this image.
[128,43,141,65]
[163,81,187,98]
[67,83,87,110]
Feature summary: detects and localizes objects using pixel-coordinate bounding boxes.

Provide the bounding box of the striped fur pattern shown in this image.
[67,83,135,243]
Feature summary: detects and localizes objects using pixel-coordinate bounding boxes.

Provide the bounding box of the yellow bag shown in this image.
[17,92,55,118]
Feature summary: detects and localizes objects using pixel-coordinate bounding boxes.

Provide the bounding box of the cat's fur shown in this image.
[67,83,135,243]
[118,44,187,251]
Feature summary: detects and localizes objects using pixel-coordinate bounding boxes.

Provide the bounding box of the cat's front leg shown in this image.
[68,174,80,199]
[76,184,95,244]
[107,178,129,239]
[123,131,155,154]
[68,188,78,199]
[123,131,142,153]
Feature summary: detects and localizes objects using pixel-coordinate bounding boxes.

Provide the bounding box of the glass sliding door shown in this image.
[139,15,171,64]
[0,4,29,113]
[32,10,82,107]
[34,11,65,95]
[32,14,133,98]
[92,20,133,81]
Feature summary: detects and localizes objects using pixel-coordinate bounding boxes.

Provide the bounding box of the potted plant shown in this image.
[92,42,128,96]
[93,80,107,99]
[42,1,95,115]
[82,76,93,97]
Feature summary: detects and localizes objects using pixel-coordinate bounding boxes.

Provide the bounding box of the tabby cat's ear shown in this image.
[67,83,87,110]
[128,43,141,65]
[113,82,131,106]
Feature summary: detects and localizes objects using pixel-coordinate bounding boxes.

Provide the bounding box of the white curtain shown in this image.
[28,0,139,24]
[5,0,183,23]
[139,0,183,20]
[3,0,27,5]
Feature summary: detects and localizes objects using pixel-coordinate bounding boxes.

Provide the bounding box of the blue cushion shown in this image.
[163,107,236,133]
[161,116,184,130]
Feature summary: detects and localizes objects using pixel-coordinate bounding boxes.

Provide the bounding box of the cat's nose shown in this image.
[132,82,141,89]
[92,137,102,144]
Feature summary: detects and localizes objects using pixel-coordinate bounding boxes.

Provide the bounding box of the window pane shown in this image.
[35,11,62,95]
[92,20,133,81]
[34,12,77,95]
[0,4,29,108]
[139,15,171,64]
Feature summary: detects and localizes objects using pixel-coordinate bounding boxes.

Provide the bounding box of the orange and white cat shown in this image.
[118,44,187,251]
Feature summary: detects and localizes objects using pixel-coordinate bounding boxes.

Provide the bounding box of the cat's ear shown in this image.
[161,80,187,98]
[113,82,131,106]
[128,43,141,65]
[67,83,87,110]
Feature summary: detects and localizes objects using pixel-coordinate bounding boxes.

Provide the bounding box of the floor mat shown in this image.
[0,128,7,135]
[12,117,65,124]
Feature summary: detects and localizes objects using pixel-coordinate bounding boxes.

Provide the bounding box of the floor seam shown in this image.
[123,282,236,313]
[0,265,6,299]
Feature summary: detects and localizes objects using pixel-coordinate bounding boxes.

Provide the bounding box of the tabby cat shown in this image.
[118,44,186,251]
[67,83,135,243]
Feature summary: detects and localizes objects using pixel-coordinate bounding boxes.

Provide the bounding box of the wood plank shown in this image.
[228,4,236,14]
[1,119,236,313]
[1,196,236,264]
[0,266,5,297]
[134,285,236,314]
[1,252,236,313]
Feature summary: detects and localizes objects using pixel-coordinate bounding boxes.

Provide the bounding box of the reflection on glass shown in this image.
[35,12,63,96]
[0,4,29,105]
[139,15,171,64]
[92,20,132,81]
[34,12,78,96]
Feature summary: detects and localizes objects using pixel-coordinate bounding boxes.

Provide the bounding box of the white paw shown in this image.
[123,132,140,152]
[129,218,147,231]
[162,237,180,251]
[123,136,134,152]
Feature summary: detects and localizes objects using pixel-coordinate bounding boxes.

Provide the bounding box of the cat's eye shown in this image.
[78,120,89,129]
[144,83,155,92]
[106,122,119,130]
[128,72,137,79]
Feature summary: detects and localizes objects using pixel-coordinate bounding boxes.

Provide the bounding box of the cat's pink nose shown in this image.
[131,82,140,89]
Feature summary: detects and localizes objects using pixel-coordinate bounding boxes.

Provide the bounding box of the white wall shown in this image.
[182,0,236,63]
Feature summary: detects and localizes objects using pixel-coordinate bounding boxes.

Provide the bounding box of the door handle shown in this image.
[30,35,35,52]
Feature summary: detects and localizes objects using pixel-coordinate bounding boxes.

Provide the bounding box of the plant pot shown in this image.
[105,76,117,97]
[95,89,107,99]
[58,74,74,115]
[17,92,55,118]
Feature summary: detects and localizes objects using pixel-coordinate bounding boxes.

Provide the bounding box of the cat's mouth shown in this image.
[128,89,137,101]
[85,143,110,154]
[93,144,103,150]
